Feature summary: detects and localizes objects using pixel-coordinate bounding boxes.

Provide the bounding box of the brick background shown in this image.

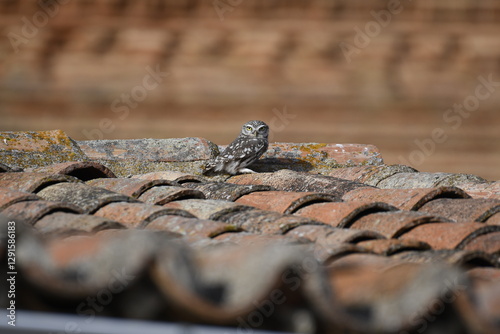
[1,0,499,179]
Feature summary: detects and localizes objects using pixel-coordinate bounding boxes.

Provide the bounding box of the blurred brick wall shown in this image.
[1,0,499,179]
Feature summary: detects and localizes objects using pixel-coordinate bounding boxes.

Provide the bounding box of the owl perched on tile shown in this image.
[203,120,269,175]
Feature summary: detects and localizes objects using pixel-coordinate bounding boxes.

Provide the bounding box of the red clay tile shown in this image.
[392,250,496,268]
[216,209,322,234]
[399,222,500,250]
[213,232,301,246]
[259,142,383,170]
[131,171,205,183]
[163,199,255,220]
[78,137,217,162]
[286,225,384,245]
[486,213,500,226]
[350,211,450,238]
[87,177,177,198]
[37,182,138,213]
[357,239,431,255]
[138,185,205,205]
[228,169,370,199]
[0,172,80,193]
[145,215,240,238]
[94,202,194,228]
[1,200,81,225]
[377,172,486,189]
[458,181,500,200]
[235,191,336,214]
[34,212,124,235]
[327,164,417,186]
[29,161,116,180]
[461,232,500,256]
[294,201,398,227]
[0,187,39,210]
[342,186,470,210]
[0,130,88,170]
[418,198,500,222]
[184,182,273,201]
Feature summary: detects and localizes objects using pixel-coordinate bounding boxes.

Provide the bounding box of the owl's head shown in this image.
[241,120,269,139]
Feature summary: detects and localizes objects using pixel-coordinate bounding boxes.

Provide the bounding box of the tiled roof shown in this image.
[1,130,499,334]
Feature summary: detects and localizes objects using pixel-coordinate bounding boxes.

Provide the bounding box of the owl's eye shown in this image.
[245,126,253,132]
[258,127,267,132]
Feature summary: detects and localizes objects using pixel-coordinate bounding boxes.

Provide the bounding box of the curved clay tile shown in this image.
[131,171,206,183]
[457,181,500,200]
[295,201,398,228]
[87,177,177,198]
[377,172,486,189]
[0,172,80,193]
[418,198,500,222]
[236,191,337,214]
[138,185,205,205]
[0,187,39,210]
[461,232,500,255]
[183,182,274,201]
[399,222,500,250]
[94,202,195,228]
[30,161,116,180]
[356,239,431,256]
[343,186,470,210]
[328,164,417,186]
[350,211,451,238]
[162,199,255,220]
[37,182,137,213]
[216,208,322,234]
[145,215,241,239]
[392,249,496,268]
[1,200,82,225]
[228,169,370,199]
[34,212,124,236]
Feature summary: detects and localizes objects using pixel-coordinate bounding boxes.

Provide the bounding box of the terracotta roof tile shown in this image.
[229,169,369,199]
[0,187,39,210]
[86,177,177,198]
[1,200,81,225]
[418,198,500,222]
[37,182,138,213]
[217,209,322,234]
[34,212,125,236]
[131,171,205,183]
[342,186,470,210]
[350,211,451,238]
[145,215,240,239]
[399,222,500,250]
[392,250,496,268]
[461,232,500,259]
[295,201,398,228]
[235,190,337,214]
[28,161,116,180]
[356,239,432,255]
[486,213,500,226]
[162,199,255,220]
[327,164,417,186]
[0,130,88,170]
[183,182,274,201]
[138,185,205,205]
[457,181,500,199]
[0,172,80,193]
[376,172,487,189]
[94,202,194,228]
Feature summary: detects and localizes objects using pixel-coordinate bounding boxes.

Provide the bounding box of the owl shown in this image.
[203,120,269,175]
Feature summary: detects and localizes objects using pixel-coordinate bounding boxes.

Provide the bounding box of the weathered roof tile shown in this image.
[0,172,81,193]
[86,177,177,198]
[418,198,500,222]
[162,199,255,220]
[28,161,116,180]
[0,187,39,210]
[342,186,470,210]
[183,182,274,201]
[138,185,205,205]
[34,212,125,236]
[328,164,417,186]
[131,171,206,183]
[357,239,432,255]
[295,201,398,228]
[37,182,137,213]
[1,200,81,225]
[377,172,487,189]
[235,190,337,214]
